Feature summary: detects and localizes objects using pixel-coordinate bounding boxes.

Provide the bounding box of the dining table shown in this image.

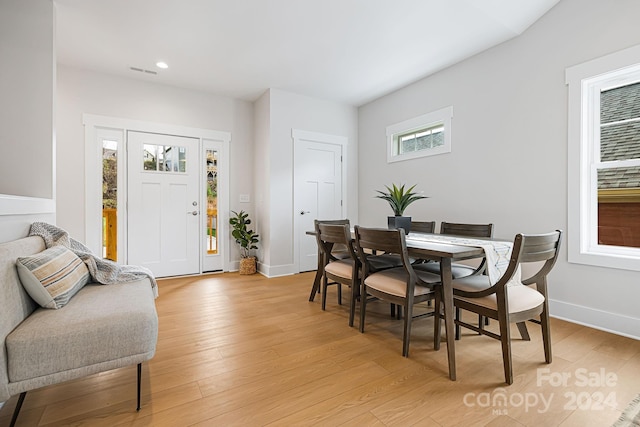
[307,229,491,381]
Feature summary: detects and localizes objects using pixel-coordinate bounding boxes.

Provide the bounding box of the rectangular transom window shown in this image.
[386,106,453,163]
[143,144,187,172]
[566,44,640,271]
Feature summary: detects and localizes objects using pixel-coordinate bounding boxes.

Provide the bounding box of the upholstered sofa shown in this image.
[0,236,158,426]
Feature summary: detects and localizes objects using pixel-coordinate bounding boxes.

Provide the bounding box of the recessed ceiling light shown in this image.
[156,62,168,69]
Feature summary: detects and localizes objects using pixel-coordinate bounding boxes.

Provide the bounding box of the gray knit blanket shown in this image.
[29,222,158,298]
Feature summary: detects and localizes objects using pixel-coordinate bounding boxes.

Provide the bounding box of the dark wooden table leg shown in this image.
[308,248,323,301]
[440,257,457,381]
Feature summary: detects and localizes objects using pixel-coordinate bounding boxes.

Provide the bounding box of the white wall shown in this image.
[56,65,254,266]
[256,89,358,276]
[358,0,640,338]
[253,91,272,267]
[0,0,54,199]
[0,0,55,243]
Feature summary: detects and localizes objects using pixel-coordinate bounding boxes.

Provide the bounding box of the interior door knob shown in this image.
[188,211,198,216]
[300,210,310,215]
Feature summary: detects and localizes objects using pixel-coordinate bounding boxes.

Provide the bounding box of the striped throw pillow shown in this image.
[16,245,90,309]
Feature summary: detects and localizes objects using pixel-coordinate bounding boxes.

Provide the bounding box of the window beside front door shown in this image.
[206,148,218,254]
[102,138,118,261]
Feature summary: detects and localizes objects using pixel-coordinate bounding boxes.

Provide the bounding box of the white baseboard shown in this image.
[257,262,296,278]
[549,299,640,340]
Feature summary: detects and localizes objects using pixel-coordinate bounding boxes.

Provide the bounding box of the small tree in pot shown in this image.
[375,183,428,233]
[229,210,260,274]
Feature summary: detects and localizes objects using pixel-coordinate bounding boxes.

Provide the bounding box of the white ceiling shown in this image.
[54,0,560,106]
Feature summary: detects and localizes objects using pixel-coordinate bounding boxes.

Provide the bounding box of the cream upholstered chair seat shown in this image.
[324,258,354,279]
[364,267,439,298]
[452,275,545,314]
[324,254,401,280]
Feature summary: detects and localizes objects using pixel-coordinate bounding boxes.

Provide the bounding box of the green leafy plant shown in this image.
[375,183,428,216]
[229,210,259,258]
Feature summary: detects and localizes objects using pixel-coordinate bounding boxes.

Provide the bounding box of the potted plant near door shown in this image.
[375,183,428,233]
[230,210,260,274]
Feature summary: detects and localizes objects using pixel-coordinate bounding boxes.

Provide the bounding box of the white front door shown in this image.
[294,130,346,272]
[127,131,200,277]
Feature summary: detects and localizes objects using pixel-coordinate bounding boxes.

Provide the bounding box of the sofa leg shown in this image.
[10,392,27,427]
[137,363,142,411]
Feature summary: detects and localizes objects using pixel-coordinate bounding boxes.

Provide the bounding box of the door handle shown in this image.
[188,211,198,216]
[300,210,310,215]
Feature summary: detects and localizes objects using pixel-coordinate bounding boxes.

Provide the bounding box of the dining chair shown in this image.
[314,219,403,270]
[414,221,494,278]
[309,219,352,301]
[354,226,442,357]
[446,230,562,384]
[413,221,494,334]
[316,223,361,327]
[409,221,436,266]
[314,219,352,259]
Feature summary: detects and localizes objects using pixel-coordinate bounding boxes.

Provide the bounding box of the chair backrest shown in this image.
[314,219,350,230]
[317,223,357,263]
[353,226,411,274]
[410,221,436,234]
[516,230,563,284]
[440,222,493,238]
[314,219,350,255]
[498,230,563,289]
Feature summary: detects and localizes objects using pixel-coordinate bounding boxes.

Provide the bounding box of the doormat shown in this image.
[613,394,640,427]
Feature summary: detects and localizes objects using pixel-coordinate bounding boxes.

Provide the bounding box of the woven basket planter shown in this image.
[239,257,257,275]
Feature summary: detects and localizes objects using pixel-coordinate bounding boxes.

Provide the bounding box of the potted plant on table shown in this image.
[229,210,260,274]
[375,183,428,233]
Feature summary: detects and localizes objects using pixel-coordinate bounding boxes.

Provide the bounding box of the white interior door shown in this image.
[127,131,200,277]
[294,131,345,272]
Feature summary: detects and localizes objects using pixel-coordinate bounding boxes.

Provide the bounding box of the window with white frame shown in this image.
[387,106,453,163]
[566,45,640,271]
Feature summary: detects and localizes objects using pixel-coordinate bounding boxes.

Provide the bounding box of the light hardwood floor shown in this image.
[1,272,639,426]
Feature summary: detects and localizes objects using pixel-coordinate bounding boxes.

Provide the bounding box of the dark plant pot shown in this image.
[388,216,411,233]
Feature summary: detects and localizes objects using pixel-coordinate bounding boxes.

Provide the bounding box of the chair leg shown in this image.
[348,284,357,327]
[359,286,368,333]
[321,277,328,311]
[10,392,27,427]
[402,302,414,357]
[433,290,442,350]
[516,322,531,341]
[541,305,552,363]
[137,363,142,411]
[337,283,342,305]
[498,312,513,385]
[455,307,461,340]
